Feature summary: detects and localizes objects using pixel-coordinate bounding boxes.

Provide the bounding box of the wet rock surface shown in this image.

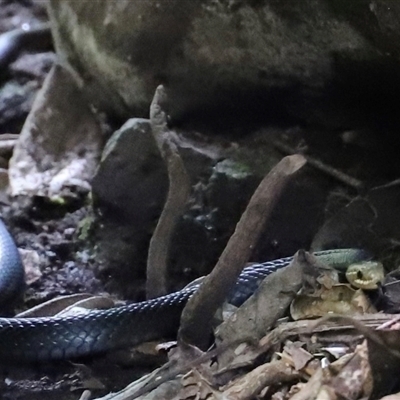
[46,0,400,134]
[91,118,169,297]
[312,183,400,265]
[9,64,104,199]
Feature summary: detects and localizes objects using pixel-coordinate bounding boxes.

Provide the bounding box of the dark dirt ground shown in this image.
[0,1,163,398]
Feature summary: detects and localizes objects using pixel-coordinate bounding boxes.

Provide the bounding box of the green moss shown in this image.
[77,216,94,241]
[48,196,67,205]
[213,159,252,179]
[213,143,282,181]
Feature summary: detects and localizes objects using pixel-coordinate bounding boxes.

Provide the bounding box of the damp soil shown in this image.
[0,192,166,397]
[0,1,164,398]
[0,200,162,398]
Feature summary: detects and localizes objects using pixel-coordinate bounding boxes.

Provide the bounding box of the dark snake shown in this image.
[0,220,372,363]
[0,23,52,71]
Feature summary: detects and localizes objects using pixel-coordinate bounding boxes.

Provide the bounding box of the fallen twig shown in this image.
[178,154,307,349]
[311,314,400,359]
[259,313,400,354]
[78,390,92,400]
[223,359,300,399]
[92,340,243,400]
[147,85,191,299]
[272,137,364,190]
[289,368,324,400]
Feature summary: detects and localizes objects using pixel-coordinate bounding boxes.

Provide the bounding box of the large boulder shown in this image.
[46,0,400,130]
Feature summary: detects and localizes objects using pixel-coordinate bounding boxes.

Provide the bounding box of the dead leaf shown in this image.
[223,359,299,400]
[282,341,314,371]
[291,285,375,320]
[327,341,372,400]
[16,294,114,317]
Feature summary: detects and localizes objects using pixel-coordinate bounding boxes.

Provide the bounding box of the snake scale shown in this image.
[0,219,372,363]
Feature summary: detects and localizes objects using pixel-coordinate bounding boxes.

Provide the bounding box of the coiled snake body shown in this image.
[0,220,371,362]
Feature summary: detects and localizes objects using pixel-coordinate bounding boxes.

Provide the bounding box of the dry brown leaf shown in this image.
[223,359,299,400]
[181,369,220,400]
[380,393,400,400]
[289,368,324,400]
[291,285,375,320]
[367,329,400,398]
[16,293,106,317]
[326,341,372,400]
[282,341,314,371]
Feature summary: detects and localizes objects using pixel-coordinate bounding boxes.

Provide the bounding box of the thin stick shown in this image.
[272,138,364,190]
[147,85,191,299]
[224,359,300,399]
[178,154,307,349]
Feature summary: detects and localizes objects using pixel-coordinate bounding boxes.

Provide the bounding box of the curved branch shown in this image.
[178,154,307,349]
[147,85,191,299]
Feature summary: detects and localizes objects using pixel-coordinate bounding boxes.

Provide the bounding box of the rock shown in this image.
[93,123,330,296]
[0,80,38,133]
[9,52,56,80]
[311,183,400,267]
[8,64,103,199]
[45,0,399,131]
[0,167,9,203]
[91,118,233,295]
[91,118,168,289]
[19,248,41,285]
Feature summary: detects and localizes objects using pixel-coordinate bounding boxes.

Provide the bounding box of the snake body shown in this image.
[0,220,371,362]
[0,23,52,71]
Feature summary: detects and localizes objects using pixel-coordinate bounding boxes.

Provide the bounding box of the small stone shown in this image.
[19,248,41,285]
